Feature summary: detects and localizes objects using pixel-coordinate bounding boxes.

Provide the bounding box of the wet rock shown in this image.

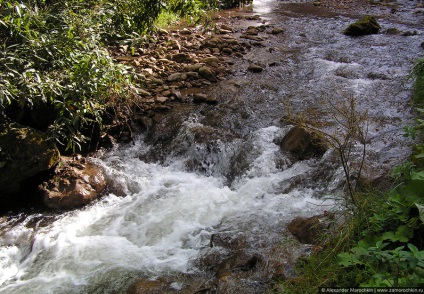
[206,96,219,105]
[210,232,247,250]
[0,122,60,196]
[401,30,418,36]
[193,93,208,103]
[127,274,215,294]
[245,26,259,36]
[248,64,264,73]
[385,27,402,35]
[277,126,327,161]
[198,66,217,82]
[287,215,329,245]
[343,16,381,36]
[216,250,262,279]
[40,157,106,210]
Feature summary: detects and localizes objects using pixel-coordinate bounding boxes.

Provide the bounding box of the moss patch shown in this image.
[344,16,381,36]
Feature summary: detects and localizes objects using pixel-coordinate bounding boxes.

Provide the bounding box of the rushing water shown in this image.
[1,1,423,293]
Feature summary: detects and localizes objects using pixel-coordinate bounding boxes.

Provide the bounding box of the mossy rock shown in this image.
[344,16,381,36]
[0,122,60,196]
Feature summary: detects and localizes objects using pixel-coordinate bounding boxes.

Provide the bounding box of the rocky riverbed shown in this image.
[1,0,424,293]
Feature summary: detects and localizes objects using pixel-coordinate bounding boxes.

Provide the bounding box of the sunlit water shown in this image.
[1,0,423,292]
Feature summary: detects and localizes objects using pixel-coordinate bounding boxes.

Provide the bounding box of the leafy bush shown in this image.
[0,0,212,151]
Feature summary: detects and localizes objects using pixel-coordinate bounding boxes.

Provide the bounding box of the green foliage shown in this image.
[0,0,211,151]
[413,57,424,106]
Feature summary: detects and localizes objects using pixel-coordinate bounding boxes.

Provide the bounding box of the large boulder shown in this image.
[40,156,106,210]
[287,215,329,245]
[277,126,327,161]
[0,122,60,197]
[343,16,381,36]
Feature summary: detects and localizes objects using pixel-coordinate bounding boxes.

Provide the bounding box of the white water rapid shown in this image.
[0,125,337,293]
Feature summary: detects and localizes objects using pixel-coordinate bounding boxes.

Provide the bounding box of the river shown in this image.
[1,0,423,293]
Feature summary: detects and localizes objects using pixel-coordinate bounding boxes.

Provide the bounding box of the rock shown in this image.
[162,90,171,97]
[210,232,247,250]
[271,27,284,35]
[135,88,151,96]
[170,90,182,100]
[216,250,261,279]
[167,73,187,82]
[193,93,208,103]
[277,126,327,161]
[183,64,203,72]
[156,96,168,103]
[287,215,329,245]
[198,66,217,82]
[220,24,233,32]
[245,26,259,35]
[148,77,164,85]
[385,27,402,35]
[40,157,106,210]
[179,28,192,35]
[401,30,418,36]
[0,123,60,196]
[313,1,321,6]
[157,28,168,35]
[171,53,191,63]
[127,274,214,294]
[200,56,220,65]
[343,16,381,36]
[248,64,264,72]
[168,40,181,50]
[222,47,233,54]
[206,96,219,105]
[185,71,200,79]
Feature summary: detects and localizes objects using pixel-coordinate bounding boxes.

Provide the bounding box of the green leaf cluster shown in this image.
[337,181,424,287]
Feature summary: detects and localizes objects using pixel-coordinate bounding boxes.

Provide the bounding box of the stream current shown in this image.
[1,1,423,293]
